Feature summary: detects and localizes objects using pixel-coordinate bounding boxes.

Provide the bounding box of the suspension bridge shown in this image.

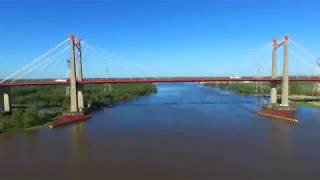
[0,34,319,125]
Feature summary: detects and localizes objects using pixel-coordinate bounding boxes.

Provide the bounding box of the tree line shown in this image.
[0,83,157,133]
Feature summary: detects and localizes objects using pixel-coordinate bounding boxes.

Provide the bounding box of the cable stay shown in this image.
[10,44,70,82]
[1,38,69,83]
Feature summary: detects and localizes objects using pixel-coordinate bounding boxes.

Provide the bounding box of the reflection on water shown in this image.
[265,120,296,173]
[71,123,86,162]
[1,83,320,179]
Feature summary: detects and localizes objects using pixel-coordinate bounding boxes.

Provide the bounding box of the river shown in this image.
[1,83,320,179]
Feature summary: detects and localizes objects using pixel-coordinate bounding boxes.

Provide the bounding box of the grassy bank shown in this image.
[0,83,157,133]
[205,82,315,96]
[296,101,320,109]
[205,82,320,108]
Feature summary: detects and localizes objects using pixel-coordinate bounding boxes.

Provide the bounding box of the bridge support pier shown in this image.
[50,34,90,128]
[77,86,84,111]
[259,35,297,123]
[280,35,289,107]
[69,34,78,113]
[0,87,11,113]
[76,38,84,111]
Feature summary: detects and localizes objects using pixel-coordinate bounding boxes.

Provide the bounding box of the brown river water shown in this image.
[1,83,320,179]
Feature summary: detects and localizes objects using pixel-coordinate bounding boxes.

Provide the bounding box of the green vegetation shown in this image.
[206,83,268,95]
[0,108,58,132]
[84,84,157,108]
[206,82,315,96]
[0,83,156,133]
[205,82,320,108]
[296,101,320,109]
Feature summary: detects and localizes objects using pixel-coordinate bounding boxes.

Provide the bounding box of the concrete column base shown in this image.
[0,87,11,113]
[77,85,84,112]
[270,85,277,104]
[263,103,297,111]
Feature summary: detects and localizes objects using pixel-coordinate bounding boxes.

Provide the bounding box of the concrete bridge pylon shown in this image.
[281,36,289,107]
[268,36,291,107]
[76,38,84,111]
[69,34,78,113]
[270,39,279,105]
[260,35,297,123]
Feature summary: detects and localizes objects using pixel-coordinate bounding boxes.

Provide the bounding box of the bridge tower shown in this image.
[50,34,89,128]
[69,34,78,113]
[0,87,11,113]
[281,36,289,107]
[259,35,297,123]
[75,38,84,111]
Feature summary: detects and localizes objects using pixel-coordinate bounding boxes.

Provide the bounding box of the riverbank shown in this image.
[0,83,157,133]
[203,82,320,108]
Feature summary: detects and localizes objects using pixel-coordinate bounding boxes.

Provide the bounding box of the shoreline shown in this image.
[1,91,157,134]
[0,84,157,134]
[203,83,320,109]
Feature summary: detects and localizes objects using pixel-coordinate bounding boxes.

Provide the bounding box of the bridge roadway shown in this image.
[1,77,320,87]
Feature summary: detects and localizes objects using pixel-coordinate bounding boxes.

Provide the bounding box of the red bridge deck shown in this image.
[1,77,320,87]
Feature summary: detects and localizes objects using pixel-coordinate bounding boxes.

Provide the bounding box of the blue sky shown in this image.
[1,1,320,78]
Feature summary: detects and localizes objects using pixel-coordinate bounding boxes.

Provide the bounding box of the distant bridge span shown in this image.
[1,77,320,87]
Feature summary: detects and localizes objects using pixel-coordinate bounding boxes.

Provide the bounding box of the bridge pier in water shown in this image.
[259,35,297,122]
[0,87,11,113]
[50,34,90,128]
